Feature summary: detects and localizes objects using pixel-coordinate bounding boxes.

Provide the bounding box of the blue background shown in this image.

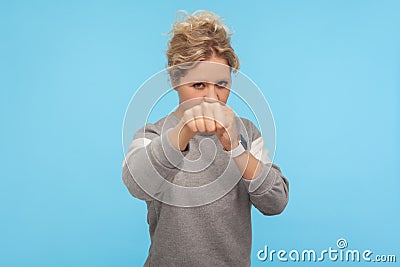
[2,0,399,266]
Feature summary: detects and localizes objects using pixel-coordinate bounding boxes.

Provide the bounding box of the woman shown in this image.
[122,10,289,267]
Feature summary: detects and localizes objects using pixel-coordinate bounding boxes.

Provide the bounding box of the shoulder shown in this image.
[134,115,173,139]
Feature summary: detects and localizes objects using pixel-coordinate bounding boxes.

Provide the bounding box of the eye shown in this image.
[216,81,228,88]
[192,82,205,89]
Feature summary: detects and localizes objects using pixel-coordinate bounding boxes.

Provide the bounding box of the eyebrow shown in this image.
[189,78,231,83]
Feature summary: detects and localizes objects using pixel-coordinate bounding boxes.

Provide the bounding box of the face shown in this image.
[173,55,232,107]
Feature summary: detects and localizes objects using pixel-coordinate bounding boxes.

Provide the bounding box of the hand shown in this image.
[176,99,239,151]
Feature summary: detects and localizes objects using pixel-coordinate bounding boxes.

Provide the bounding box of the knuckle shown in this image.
[194,105,202,113]
[202,103,211,111]
[183,109,192,118]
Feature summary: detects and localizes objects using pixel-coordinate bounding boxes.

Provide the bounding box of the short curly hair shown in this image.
[166,10,240,85]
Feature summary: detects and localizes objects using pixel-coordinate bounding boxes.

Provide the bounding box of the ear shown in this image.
[169,75,178,91]
[171,79,181,91]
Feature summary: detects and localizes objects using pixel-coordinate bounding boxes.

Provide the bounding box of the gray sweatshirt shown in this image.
[122,114,289,267]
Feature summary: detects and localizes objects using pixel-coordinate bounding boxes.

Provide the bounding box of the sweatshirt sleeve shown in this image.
[122,123,189,202]
[239,121,289,216]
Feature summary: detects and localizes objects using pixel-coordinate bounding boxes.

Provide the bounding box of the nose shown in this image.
[204,83,218,100]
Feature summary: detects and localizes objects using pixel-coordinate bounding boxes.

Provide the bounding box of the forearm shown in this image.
[233,151,263,179]
[122,128,190,201]
[241,163,289,215]
[168,122,196,151]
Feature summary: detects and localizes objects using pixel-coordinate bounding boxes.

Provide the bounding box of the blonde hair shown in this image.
[166,10,240,85]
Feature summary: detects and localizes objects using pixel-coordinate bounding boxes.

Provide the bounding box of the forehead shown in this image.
[179,61,231,85]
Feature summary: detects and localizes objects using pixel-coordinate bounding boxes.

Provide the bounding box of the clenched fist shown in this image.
[170,99,239,151]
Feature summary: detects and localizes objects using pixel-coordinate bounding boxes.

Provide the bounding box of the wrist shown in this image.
[171,123,195,151]
[225,140,239,151]
[223,134,240,151]
[224,141,245,158]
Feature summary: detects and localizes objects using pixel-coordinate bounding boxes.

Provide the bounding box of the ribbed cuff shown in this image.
[241,163,277,194]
